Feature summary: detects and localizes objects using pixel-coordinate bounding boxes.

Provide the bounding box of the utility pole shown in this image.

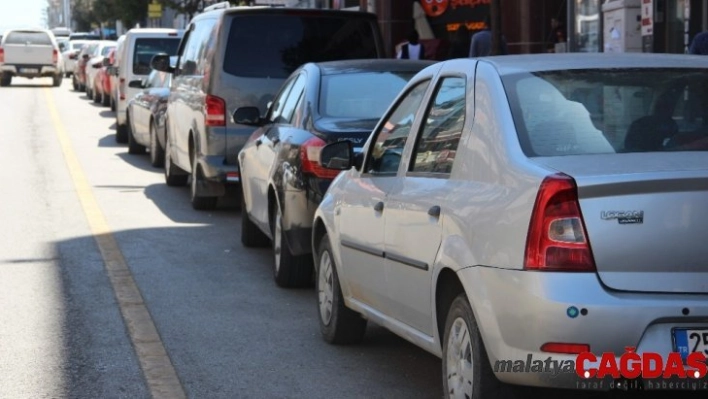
[490,0,503,55]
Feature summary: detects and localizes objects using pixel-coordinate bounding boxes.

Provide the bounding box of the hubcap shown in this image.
[446,317,474,399]
[318,250,334,325]
[273,209,282,272]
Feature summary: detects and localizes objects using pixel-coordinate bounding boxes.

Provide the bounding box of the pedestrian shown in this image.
[689,31,708,55]
[469,15,507,57]
[397,30,426,60]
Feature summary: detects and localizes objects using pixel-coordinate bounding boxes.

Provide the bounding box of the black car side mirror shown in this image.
[151,53,174,74]
[320,141,354,170]
[128,79,143,89]
[232,107,262,126]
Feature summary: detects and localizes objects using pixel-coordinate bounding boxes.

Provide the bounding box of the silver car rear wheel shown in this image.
[446,317,474,399]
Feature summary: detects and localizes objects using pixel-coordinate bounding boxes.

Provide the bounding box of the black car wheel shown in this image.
[164,134,188,187]
[127,114,146,155]
[190,149,217,211]
[149,122,164,168]
[270,201,313,288]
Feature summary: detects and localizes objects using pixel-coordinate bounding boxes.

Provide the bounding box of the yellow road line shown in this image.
[44,89,187,399]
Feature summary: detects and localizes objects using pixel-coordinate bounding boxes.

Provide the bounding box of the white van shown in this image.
[114,28,183,143]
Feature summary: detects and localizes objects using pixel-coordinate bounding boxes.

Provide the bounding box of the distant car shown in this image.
[72,41,98,91]
[310,53,708,397]
[125,57,176,167]
[69,32,100,41]
[236,59,434,287]
[0,28,63,86]
[94,48,116,107]
[63,39,91,78]
[85,40,116,101]
[113,29,183,144]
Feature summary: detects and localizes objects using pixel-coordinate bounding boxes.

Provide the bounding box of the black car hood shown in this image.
[313,117,378,147]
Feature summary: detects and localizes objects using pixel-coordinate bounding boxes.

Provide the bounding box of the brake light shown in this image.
[0,47,4,63]
[119,78,125,100]
[524,173,596,272]
[52,49,58,64]
[300,137,341,179]
[205,95,225,126]
[541,343,590,354]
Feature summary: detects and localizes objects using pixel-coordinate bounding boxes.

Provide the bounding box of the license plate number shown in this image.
[21,68,39,74]
[673,328,708,361]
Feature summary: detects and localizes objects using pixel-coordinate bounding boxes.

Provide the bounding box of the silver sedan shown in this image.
[311,53,708,398]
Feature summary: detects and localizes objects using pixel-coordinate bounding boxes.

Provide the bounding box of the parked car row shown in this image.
[67,3,708,398]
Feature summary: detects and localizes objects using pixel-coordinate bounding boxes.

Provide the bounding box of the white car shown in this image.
[0,28,63,86]
[62,39,91,77]
[85,40,116,100]
[311,53,708,397]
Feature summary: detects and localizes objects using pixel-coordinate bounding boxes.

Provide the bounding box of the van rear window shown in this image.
[133,38,181,75]
[223,14,380,79]
[5,31,52,45]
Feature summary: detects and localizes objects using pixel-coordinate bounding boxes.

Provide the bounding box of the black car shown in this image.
[236,59,435,288]
[125,59,175,167]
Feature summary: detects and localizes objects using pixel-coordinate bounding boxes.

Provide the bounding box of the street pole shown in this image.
[490,0,503,55]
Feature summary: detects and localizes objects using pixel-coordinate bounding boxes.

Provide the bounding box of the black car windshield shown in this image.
[133,38,181,75]
[224,14,379,79]
[503,68,708,156]
[319,72,415,119]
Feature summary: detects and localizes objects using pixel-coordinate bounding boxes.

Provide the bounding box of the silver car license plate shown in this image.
[21,68,39,74]
[673,328,708,362]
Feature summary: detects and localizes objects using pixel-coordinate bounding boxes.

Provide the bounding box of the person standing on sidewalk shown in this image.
[689,31,708,54]
[469,15,507,57]
[397,30,426,60]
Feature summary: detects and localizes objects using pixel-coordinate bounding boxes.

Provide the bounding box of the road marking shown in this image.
[44,89,187,399]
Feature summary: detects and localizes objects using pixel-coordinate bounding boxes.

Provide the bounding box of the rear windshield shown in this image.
[133,38,181,75]
[224,14,379,79]
[319,72,416,119]
[503,68,708,156]
[5,31,52,45]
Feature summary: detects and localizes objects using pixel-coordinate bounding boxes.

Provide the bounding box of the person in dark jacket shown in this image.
[469,15,507,57]
[689,31,708,55]
[397,30,426,60]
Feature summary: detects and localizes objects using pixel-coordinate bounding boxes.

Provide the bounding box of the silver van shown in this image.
[151,5,386,210]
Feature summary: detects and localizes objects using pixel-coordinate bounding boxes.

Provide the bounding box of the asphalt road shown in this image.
[0,76,704,399]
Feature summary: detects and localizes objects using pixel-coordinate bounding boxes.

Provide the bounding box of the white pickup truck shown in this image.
[0,29,63,87]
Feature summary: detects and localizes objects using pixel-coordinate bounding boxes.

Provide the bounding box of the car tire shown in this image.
[270,201,314,288]
[164,134,188,187]
[240,190,270,248]
[189,150,218,211]
[317,234,367,344]
[102,91,110,107]
[72,77,78,91]
[149,122,165,168]
[0,76,10,87]
[52,75,62,87]
[115,122,128,143]
[442,294,522,399]
[127,116,146,155]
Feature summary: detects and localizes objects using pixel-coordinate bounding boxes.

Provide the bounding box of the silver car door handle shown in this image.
[428,205,441,218]
[374,201,384,212]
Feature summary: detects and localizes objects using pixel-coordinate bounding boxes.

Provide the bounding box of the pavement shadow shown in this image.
[143,183,239,224]
[98,134,121,148]
[99,110,114,119]
[115,151,161,174]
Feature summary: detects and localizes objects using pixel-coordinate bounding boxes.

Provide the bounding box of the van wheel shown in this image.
[317,234,366,344]
[0,75,11,87]
[127,116,146,155]
[240,190,270,248]
[442,294,521,399]
[53,75,62,87]
[164,134,188,186]
[270,202,313,288]
[190,151,217,211]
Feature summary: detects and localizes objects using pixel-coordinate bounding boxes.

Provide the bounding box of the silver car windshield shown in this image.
[503,68,708,156]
